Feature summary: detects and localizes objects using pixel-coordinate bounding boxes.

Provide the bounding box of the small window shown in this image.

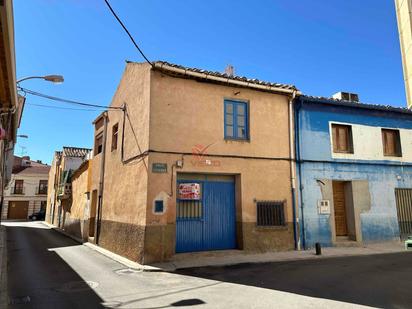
[111,123,119,151]
[14,180,24,194]
[94,133,103,155]
[257,201,285,226]
[224,100,249,140]
[382,129,402,157]
[38,180,48,194]
[154,200,164,213]
[332,124,353,153]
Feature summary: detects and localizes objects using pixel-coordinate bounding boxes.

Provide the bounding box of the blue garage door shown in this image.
[176,178,236,253]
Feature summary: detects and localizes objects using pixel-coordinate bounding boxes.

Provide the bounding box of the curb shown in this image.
[0,226,8,308]
[41,222,161,272]
[83,242,162,272]
[41,222,409,273]
[41,222,84,244]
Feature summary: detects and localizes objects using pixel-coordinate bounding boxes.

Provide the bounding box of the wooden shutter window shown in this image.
[382,129,402,157]
[332,124,353,153]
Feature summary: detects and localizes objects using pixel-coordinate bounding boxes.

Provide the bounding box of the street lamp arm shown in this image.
[16,75,64,84]
[16,76,47,83]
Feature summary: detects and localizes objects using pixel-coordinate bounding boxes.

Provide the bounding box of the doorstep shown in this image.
[149,241,408,271]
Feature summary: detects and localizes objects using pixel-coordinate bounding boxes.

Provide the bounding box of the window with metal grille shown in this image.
[256,201,285,226]
[176,200,202,219]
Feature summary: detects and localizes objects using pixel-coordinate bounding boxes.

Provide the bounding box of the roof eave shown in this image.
[0,0,18,110]
[152,62,300,96]
[298,95,412,116]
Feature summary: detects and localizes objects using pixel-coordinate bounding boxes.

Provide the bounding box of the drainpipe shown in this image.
[295,97,306,249]
[96,112,108,244]
[289,90,300,250]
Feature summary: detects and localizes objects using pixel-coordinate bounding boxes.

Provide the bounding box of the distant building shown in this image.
[46,147,91,229]
[295,95,412,248]
[1,156,50,220]
[395,0,412,107]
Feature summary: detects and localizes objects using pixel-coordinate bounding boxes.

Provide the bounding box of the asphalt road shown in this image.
[4,221,412,308]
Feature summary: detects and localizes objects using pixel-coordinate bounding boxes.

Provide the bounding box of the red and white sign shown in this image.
[0,127,6,140]
[178,183,201,200]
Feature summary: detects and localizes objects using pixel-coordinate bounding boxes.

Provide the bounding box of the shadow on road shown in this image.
[176,251,412,308]
[6,222,105,308]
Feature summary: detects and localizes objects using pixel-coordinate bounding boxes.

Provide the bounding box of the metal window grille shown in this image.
[395,188,412,240]
[256,201,285,226]
[177,200,202,219]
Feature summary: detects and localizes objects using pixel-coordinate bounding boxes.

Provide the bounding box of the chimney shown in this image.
[224,64,235,77]
[332,92,359,102]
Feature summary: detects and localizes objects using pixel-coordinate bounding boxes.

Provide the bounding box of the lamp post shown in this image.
[16,75,64,84]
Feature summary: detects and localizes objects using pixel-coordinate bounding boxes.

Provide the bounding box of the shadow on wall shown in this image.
[176,252,412,308]
[5,223,104,308]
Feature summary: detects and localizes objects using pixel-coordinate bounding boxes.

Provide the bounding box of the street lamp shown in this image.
[17,134,28,139]
[16,75,64,84]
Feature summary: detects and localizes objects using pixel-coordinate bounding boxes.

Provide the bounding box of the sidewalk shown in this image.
[150,241,408,271]
[40,221,409,272]
[0,225,8,308]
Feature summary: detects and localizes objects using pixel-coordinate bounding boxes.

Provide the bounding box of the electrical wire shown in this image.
[103,0,153,67]
[26,103,101,112]
[17,86,123,110]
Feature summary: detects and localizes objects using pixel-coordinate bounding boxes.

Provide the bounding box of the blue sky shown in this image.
[14,0,405,164]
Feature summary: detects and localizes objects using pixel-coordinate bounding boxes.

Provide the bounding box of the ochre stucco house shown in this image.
[90,61,300,264]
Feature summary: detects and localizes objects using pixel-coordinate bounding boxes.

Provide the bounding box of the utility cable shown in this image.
[103,0,153,67]
[26,103,101,112]
[17,86,123,110]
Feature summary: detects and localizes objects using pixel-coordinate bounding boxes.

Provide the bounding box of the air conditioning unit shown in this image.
[332,92,359,102]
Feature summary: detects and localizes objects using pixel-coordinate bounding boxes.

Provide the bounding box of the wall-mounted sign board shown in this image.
[178,183,201,200]
[152,163,167,173]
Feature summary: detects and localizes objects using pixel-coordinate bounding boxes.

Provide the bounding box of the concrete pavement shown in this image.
[4,221,412,308]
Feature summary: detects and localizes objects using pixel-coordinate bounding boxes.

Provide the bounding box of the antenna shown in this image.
[19,145,27,156]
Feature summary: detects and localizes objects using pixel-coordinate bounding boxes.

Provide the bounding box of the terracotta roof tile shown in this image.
[300,95,412,115]
[62,147,92,158]
[140,61,298,92]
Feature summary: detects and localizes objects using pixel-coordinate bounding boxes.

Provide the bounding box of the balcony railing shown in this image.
[57,183,72,199]
[11,186,25,195]
[37,187,48,195]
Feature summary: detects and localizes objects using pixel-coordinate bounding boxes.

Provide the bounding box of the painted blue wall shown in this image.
[296,98,412,248]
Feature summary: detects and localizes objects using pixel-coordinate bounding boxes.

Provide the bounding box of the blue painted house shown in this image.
[295,95,412,248]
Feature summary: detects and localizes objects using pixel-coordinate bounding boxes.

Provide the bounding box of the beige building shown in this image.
[396,0,412,107]
[1,156,49,220]
[46,147,91,230]
[88,61,300,264]
[0,0,25,206]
